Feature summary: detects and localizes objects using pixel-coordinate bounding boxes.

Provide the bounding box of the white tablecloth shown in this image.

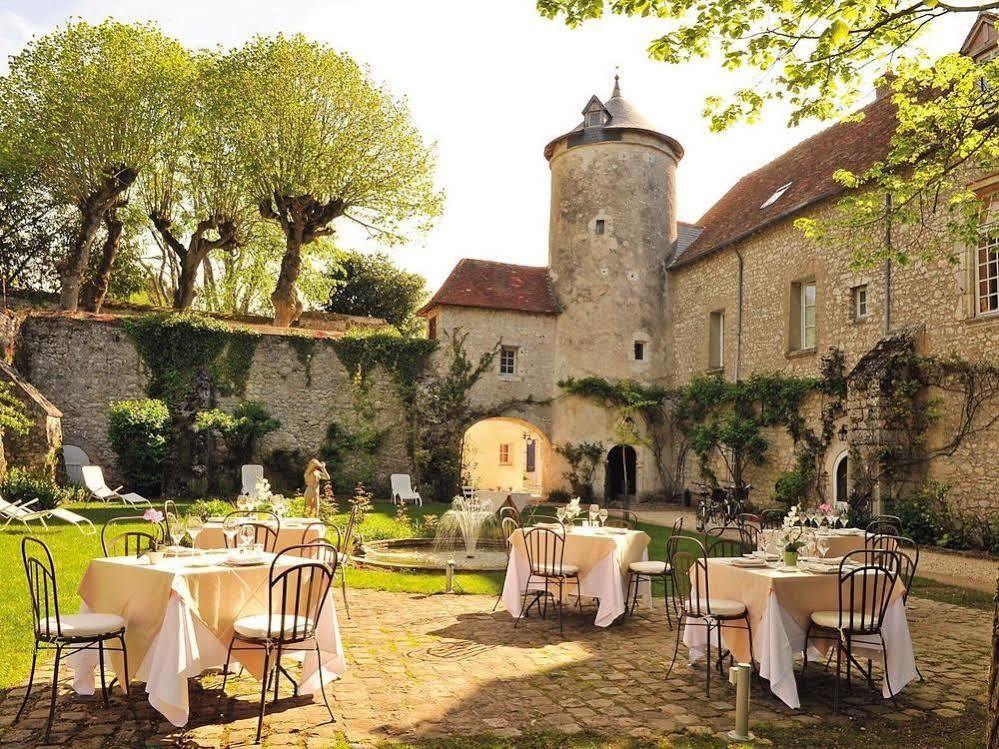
[476,490,534,512]
[682,560,916,708]
[501,527,650,627]
[68,554,345,726]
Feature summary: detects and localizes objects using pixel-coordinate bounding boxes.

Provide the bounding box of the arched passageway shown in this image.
[605,444,637,500]
[834,452,849,504]
[461,417,548,493]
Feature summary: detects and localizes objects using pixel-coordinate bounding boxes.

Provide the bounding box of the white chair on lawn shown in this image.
[82,466,150,507]
[62,445,92,486]
[0,494,97,535]
[390,474,422,506]
[241,464,265,498]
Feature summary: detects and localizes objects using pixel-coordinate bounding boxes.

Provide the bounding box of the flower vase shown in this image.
[783,550,798,568]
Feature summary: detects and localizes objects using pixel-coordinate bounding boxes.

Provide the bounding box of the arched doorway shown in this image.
[462,417,548,493]
[605,445,637,500]
[834,452,849,504]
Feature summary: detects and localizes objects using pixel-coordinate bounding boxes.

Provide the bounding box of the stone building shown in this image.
[422,17,999,510]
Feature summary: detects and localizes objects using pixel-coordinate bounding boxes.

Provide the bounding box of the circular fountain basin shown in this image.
[360,537,507,571]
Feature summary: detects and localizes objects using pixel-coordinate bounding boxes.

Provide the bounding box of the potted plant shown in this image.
[779,504,805,567]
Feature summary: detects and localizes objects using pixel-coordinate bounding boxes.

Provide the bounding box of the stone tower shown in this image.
[544,76,682,384]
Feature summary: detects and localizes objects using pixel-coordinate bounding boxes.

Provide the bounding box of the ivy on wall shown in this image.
[123,314,260,404]
[330,333,437,403]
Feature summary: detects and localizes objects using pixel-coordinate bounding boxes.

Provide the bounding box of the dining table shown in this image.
[475,490,535,512]
[194,517,324,551]
[760,527,870,560]
[501,525,651,626]
[67,550,345,726]
[682,556,917,708]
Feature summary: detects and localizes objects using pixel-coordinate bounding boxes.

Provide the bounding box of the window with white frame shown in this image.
[585,110,604,128]
[498,443,511,465]
[499,345,518,375]
[789,280,817,351]
[978,193,999,315]
[853,285,869,321]
[708,310,724,369]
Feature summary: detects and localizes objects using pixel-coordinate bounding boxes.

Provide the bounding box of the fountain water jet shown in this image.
[434,496,498,556]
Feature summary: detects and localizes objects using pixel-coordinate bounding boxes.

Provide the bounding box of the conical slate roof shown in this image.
[544,77,684,160]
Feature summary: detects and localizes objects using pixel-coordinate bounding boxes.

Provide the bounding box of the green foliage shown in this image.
[0,467,82,511]
[555,442,604,501]
[331,334,436,402]
[320,419,388,494]
[0,382,32,436]
[324,250,428,335]
[547,489,572,505]
[773,465,813,509]
[195,400,280,462]
[188,497,236,519]
[123,313,260,404]
[107,399,171,494]
[289,335,318,386]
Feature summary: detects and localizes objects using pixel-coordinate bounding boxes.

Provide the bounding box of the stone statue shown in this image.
[303,458,330,516]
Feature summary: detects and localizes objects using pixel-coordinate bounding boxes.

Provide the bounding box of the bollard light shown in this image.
[728,662,754,742]
[445,557,456,593]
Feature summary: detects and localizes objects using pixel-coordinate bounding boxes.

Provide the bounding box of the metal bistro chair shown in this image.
[870,534,923,680]
[625,516,684,625]
[493,515,521,612]
[301,521,352,618]
[802,548,902,711]
[604,509,639,530]
[223,511,281,553]
[219,543,337,742]
[101,516,162,557]
[15,538,131,743]
[666,537,754,697]
[759,509,785,529]
[514,526,581,636]
[735,512,761,528]
[865,517,902,541]
[499,505,521,526]
[705,525,751,558]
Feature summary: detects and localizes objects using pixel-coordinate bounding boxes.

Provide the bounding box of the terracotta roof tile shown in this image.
[672,95,898,267]
[420,259,561,316]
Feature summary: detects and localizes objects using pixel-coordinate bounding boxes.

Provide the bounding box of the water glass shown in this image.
[598,508,609,527]
[169,515,186,554]
[238,524,255,553]
[588,504,599,527]
[186,516,203,549]
[223,516,239,549]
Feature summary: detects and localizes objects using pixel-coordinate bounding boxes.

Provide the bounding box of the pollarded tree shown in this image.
[0,20,192,311]
[142,51,253,311]
[217,34,443,327]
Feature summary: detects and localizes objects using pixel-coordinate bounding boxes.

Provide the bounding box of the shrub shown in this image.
[195,401,280,464]
[547,489,571,505]
[108,399,171,495]
[890,482,953,545]
[0,468,73,511]
[188,498,235,519]
[772,469,811,508]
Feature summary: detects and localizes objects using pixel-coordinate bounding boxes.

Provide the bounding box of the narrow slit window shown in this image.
[853,285,869,320]
[708,310,724,370]
[634,340,646,361]
[595,219,605,235]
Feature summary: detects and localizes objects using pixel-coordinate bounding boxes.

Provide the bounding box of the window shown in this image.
[760,182,793,209]
[789,280,816,351]
[853,285,869,320]
[708,310,724,370]
[498,443,511,465]
[595,219,605,235]
[427,316,438,340]
[633,340,646,361]
[978,194,999,315]
[585,110,604,128]
[499,345,518,375]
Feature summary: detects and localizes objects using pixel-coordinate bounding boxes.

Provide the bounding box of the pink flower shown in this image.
[143,508,164,524]
[818,503,832,515]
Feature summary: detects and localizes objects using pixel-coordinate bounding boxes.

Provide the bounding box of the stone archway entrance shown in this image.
[462,417,549,494]
[605,445,637,500]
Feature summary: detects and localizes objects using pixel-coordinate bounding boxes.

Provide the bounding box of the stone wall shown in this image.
[0,359,62,478]
[667,190,999,510]
[14,314,412,494]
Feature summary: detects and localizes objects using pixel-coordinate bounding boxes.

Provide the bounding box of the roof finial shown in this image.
[612,66,621,97]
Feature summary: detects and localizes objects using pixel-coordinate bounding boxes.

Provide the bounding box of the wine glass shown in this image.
[238,524,255,554]
[598,508,609,527]
[817,534,830,559]
[169,515,186,556]
[222,516,239,550]
[555,507,567,526]
[186,516,203,551]
[589,504,599,527]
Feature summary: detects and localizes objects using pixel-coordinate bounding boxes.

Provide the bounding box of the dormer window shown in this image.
[585,110,604,129]
[761,182,793,209]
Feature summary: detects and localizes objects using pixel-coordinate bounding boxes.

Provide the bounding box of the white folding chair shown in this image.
[82,466,150,506]
[0,495,97,535]
[241,464,265,498]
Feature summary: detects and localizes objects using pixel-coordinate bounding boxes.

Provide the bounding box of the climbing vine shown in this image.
[123,313,260,404]
[331,333,436,405]
[288,335,318,387]
[556,441,604,501]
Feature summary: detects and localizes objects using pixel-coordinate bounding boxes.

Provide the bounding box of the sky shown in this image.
[0,1,978,290]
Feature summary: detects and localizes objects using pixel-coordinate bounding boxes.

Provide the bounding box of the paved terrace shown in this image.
[0,588,989,748]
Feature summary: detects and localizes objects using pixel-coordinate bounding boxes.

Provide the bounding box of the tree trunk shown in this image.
[271,231,305,327]
[80,209,124,313]
[173,242,210,311]
[987,572,999,748]
[57,206,105,312]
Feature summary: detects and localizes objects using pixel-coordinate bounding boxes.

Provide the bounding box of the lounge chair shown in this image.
[81,466,151,507]
[0,495,96,535]
[62,445,92,486]
[241,464,265,498]
[390,474,422,506]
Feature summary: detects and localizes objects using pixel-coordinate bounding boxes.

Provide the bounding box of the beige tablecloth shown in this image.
[69,552,344,725]
[684,558,915,707]
[195,520,324,551]
[476,491,534,512]
[502,526,650,626]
